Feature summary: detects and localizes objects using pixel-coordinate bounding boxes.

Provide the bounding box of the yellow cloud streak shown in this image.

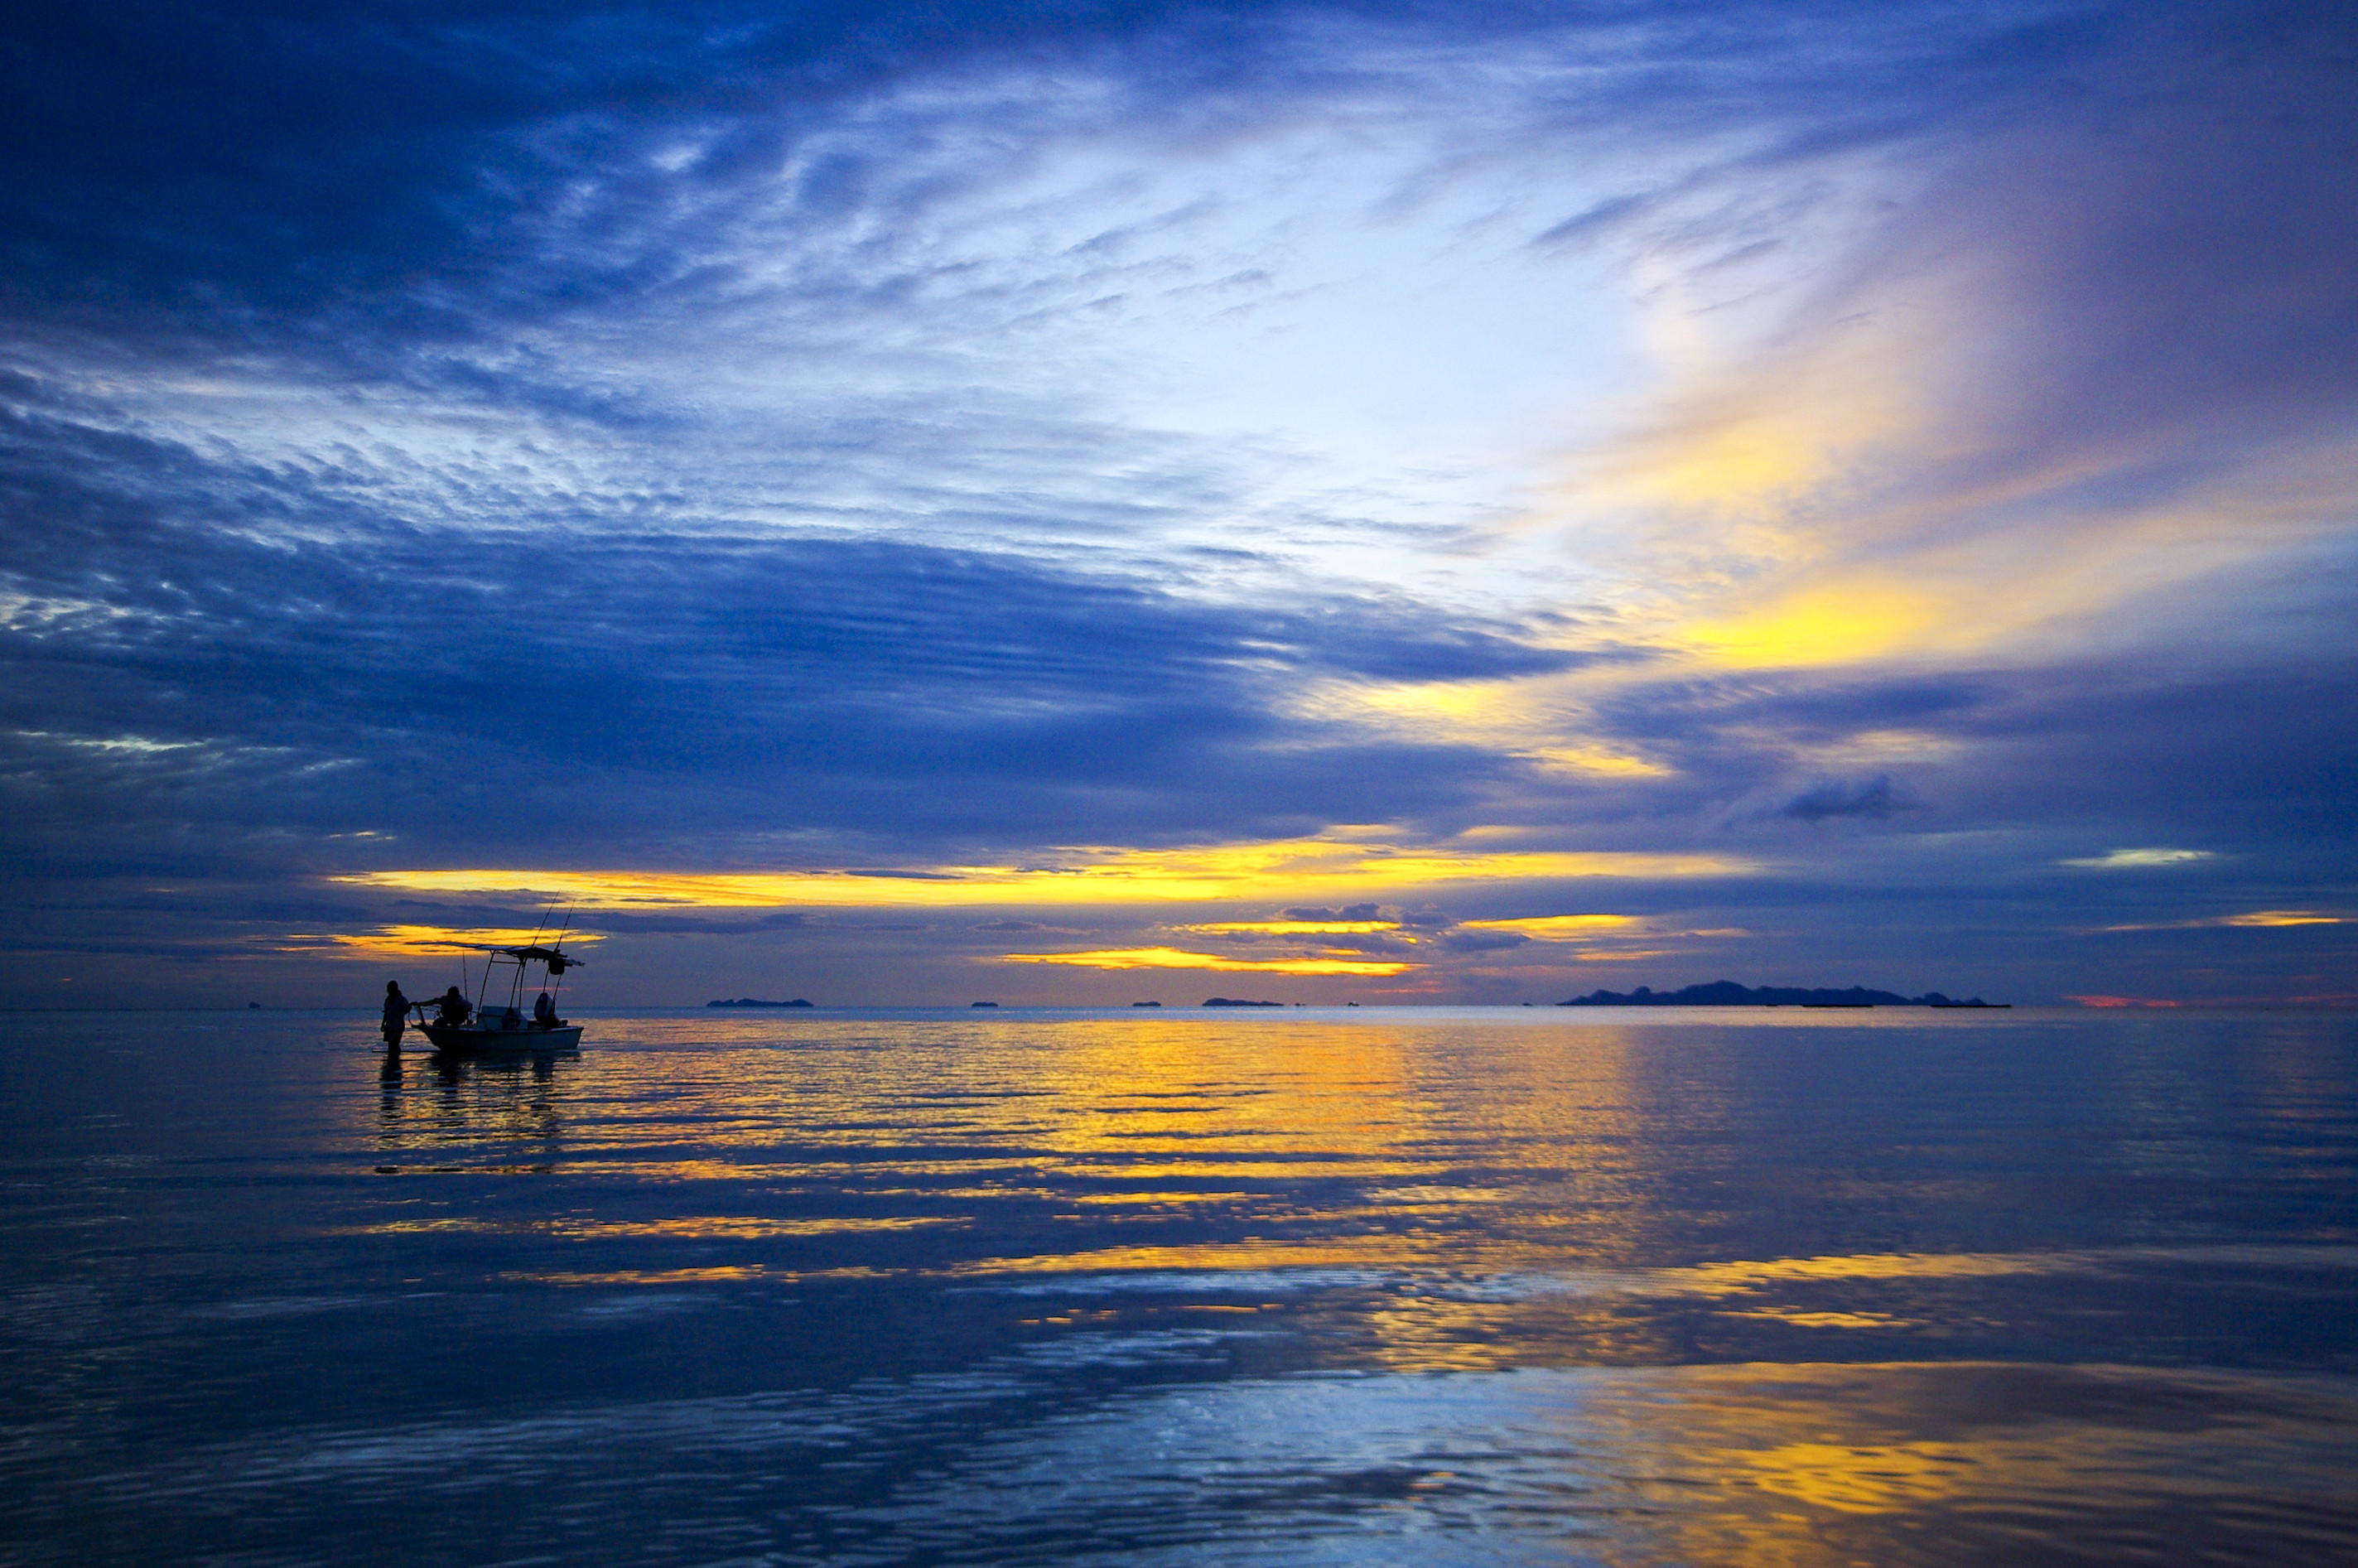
[1623,429,2358,678]
[1175,920,1401,934]
[997,947,1417,976]
[1522,745,1674,778]
[1676,577,1949,668]
[1533,281,2358,682]
[2099,909,2341,932]
[293,925,606,959]
[1457,914,1640,940]
[332,837,1748,909]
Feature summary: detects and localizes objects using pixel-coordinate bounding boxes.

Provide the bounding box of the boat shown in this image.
[412,938,586,1053]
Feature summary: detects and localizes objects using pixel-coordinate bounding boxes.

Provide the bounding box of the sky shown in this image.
[2,0,2352,1008]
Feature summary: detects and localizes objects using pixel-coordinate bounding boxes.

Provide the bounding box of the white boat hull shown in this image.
[417,1020,583,1052]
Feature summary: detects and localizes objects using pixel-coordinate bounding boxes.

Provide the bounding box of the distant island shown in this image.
[971,1001,999,1007]
[1560,981,2004,1007]
[707,997,814,1008]
[1131,1000,1162,1007]
[1203,997,1285,1007]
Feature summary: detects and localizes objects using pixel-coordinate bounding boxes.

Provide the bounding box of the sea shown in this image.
[2,1006,2354,1566]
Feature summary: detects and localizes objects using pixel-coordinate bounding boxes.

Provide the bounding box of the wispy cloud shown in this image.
[2062,849,2214,870]
[2096,910,2341,934]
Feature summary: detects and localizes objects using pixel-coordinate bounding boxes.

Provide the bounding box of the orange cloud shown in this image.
[1174,919,1401,935]
[288,925,606,959]
[996,946,1417,976]
[333,837,1749,909]
[2095,909,2341,932]
[1456,914,1640,940]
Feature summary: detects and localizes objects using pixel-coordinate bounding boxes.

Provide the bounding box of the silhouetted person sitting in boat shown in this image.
[382,981,410,1050]
[533,991,559,1029]
[436,987,473,1027]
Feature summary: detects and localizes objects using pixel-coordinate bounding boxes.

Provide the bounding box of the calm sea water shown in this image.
[3,1006,2354,1566]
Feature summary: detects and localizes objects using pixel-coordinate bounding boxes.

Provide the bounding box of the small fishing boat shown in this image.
[413,937,586,1053]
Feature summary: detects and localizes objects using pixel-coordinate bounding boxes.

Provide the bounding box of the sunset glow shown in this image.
[3,0,2348,1012]
[996,947,1419,977]
[331,841,1749,911]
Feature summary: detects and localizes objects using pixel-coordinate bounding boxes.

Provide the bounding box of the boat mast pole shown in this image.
[516,900,555,1013]
[548,909,575,1006]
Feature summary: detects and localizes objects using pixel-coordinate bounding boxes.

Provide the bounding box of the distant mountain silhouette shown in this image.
[1560,981,1999,1006]
[706,997,813,1007]
[1203,997,1285,1007]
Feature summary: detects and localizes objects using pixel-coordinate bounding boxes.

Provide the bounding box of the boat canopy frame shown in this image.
[441,909,584,1025]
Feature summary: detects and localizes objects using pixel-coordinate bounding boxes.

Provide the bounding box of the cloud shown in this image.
[996,946,1415,977]
[2061,849,2214,870]
[565,910,809,934]
[293,925,607,960]
[1779,775,1919,823]
[331,841,1747,909]
[2096,910,2340,933]
[1177,919,1400,935]
[1546,5,2358,687]
[4,0,2355,1006]
[1439,929,1529,953]
[1456,914,1640,940]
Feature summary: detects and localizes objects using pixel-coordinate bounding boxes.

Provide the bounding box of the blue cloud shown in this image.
[1780,775,1919,823]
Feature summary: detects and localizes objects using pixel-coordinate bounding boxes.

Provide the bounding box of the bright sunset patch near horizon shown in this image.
[329,841,1750,911]
[294,927,609,960]
[996,948,1419,977]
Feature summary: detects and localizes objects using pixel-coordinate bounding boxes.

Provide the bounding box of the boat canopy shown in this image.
[458,943,584,972]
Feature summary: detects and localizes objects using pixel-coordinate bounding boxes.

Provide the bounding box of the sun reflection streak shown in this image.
[311,1007,2358,1566]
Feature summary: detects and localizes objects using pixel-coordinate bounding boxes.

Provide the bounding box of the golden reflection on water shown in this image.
[1551,1362,2358,1568]
[23,1007,2312,1568]
[355,1215,968,1239]
[356,1018,2148,1325]
[947,1237,1454,1276]
[350,1011,2358,1565]
[359,1016,1688,1332]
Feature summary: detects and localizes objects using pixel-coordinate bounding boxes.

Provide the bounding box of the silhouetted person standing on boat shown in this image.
[382,981,410,1051]
[436,986,473,1027]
